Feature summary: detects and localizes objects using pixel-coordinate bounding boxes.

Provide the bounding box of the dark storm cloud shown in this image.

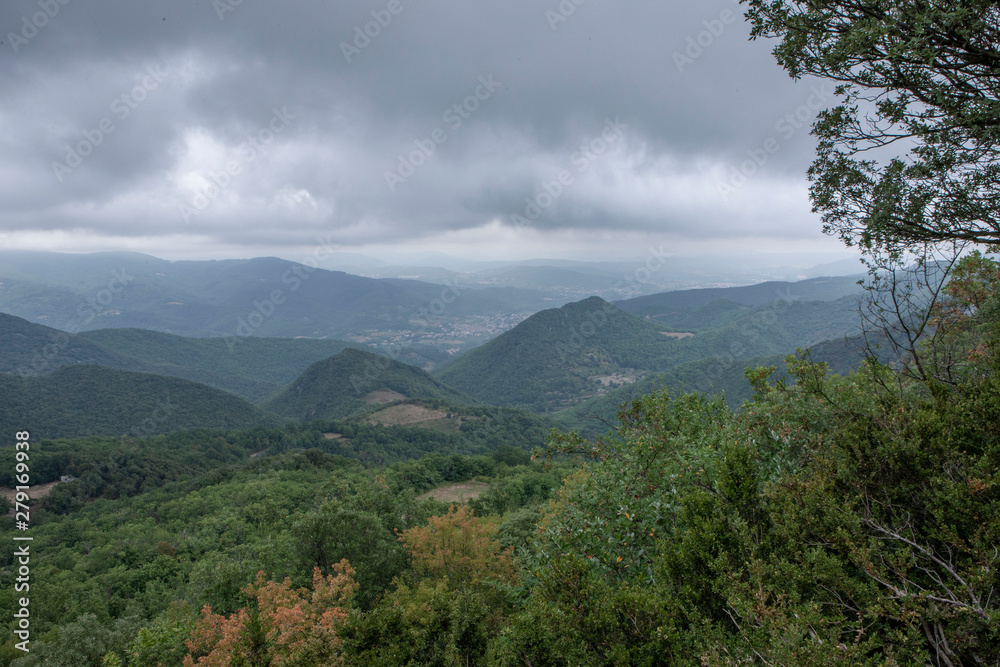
[0,0,839,258]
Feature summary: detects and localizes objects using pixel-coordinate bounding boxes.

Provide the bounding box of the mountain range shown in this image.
[0,254,874,441]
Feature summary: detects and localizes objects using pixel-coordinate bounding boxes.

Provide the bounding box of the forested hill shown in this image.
[433,293,863,413]
[0,365,281,440]
[553,334,875,437]
[76,327,367,402]
[434,296,670,412]
[0,313,138,376]
[259,348,473,421]
[0,313,375,402]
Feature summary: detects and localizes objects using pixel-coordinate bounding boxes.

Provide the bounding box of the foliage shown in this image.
[502,352,1000,664]
[10,614,141,667]
[0,365,280,441]
[259,348,473,421]
[398,505,515,589]
[183,561,356,666]
[743,0,1000,254]
[341,505,516,665]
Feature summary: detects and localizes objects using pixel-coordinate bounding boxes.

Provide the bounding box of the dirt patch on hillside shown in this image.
[364,390,407,404]
[1,481,61,509]
[322,432,343,440]
[417,481,490,503]
[660,331,695,339]
[366,404,448,427]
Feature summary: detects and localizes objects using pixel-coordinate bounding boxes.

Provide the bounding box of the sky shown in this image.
[0,0,856,264]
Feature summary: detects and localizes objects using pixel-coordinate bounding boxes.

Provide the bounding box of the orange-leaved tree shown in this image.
[398,504,515,588]
[183,559,357,667]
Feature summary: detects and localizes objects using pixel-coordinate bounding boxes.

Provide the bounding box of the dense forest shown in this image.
[0,366,281,441]
[1,249,997,665]
[434,294,863,412]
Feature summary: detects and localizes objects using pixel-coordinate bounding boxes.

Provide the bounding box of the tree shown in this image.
[290,506,406,609]
[743,0,1000,255]
[183,561,357,667]
[398,504,515,589]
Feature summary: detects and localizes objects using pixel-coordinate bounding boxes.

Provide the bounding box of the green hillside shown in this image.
[77,327,367,401]
[259,348,473,421]
[647,295,862,368]
[0,314,376,402]
[0,313,139,376]
[552,335,874,437]
[434,297,671,412]
[433,294,862,413]
[0,365,280,440]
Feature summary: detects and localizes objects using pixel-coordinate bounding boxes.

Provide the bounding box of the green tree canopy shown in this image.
[744,0,1000,255]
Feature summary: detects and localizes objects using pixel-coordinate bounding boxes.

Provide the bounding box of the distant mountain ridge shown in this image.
[0,250,552,340]
[615,274,863,313]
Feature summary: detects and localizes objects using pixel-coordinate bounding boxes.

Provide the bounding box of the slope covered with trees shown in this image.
[77,327,368,401]
[259,348,473,421]
[0,366,281,440]
[435,293,862,413]
[0,314,375,401]
[434,297,673,412]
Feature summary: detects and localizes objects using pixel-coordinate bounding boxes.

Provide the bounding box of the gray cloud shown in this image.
[0,0,847,261]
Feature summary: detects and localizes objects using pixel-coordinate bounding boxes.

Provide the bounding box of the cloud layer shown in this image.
[0,0,850,261]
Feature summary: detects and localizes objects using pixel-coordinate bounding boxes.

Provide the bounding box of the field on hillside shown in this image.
[417,480,491,503]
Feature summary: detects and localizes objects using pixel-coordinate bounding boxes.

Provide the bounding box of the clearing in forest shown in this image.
[417,481,490,503]
[366,403,448,426]
[364,390,407,404]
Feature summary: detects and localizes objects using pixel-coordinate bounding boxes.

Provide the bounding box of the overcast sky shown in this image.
[0,0,854,264]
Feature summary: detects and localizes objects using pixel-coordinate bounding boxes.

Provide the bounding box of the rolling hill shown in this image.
[434,293,864,413]
[0,365,281,440]
[76,327,368,401]
[259,348,473,421]
[551,335,875,437]
[0,312,138,376]
[433,297,672,412]
[0,313,372,402]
